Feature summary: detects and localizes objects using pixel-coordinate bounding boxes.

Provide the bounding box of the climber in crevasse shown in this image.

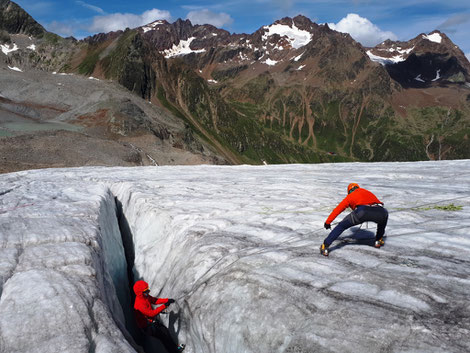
[133,280,185,352]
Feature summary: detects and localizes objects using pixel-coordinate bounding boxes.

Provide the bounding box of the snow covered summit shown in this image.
[1,161,469,353]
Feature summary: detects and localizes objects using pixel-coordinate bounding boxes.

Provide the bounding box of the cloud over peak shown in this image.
[186,9,234,28]
[328,13,397,47]
[88,8,171,33]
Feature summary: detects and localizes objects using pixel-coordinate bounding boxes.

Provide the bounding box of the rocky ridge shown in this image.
[1,1,470,170]
[367,30,470,86]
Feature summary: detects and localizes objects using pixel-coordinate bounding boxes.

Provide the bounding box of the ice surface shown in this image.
[1,161,470,353]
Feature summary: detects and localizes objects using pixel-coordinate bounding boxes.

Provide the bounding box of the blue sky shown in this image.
[14,0,470,59]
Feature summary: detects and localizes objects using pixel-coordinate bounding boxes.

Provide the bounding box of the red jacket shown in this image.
[325,187,383,225]
[133,280,169,329]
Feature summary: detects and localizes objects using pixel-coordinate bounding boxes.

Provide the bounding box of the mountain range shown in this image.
[1,0,470,172]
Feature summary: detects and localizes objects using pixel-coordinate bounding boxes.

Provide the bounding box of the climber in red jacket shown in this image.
[320,183,388,256]
[133,280,185,352]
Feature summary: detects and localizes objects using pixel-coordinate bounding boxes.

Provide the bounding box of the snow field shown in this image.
[1,160,470,353]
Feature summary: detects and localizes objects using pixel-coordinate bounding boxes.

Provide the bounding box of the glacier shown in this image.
[1,160,470,353]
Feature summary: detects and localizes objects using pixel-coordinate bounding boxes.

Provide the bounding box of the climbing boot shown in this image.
[375,238,385,248]
[320,243,329,256]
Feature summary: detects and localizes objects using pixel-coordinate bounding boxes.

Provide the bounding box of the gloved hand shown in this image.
[166,299,175,306]
[324,222,331,230]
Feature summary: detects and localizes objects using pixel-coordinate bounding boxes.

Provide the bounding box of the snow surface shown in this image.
[293,51,305,61]
[423,33,442,44]
[432,69,441,81]
[262,58,278,66]
[415,74,425,82]
[7,66,22,72]
[1,43,19,55]
[1,161,470,353]
[366,50,408,65]
[262,23,312,49]
[27,44,36,51]
[142,20,165,33]
[163,38,206,58]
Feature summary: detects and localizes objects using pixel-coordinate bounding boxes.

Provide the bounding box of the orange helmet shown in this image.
[347,183,360,194]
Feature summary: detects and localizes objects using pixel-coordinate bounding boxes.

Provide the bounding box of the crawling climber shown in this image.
[133,280,185,352]
[320,183,388,256]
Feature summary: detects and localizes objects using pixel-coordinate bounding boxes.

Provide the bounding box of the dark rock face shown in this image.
[0,0,45,37]
[386,52,469,87]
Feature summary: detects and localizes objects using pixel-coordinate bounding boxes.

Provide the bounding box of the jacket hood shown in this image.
[133,280,149,296]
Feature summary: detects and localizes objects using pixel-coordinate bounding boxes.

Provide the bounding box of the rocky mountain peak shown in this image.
[368,30,470,87]
[0,0,46,37]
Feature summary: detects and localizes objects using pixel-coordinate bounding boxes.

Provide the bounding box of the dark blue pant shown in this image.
[324,205,388,247]
[144,321,180,353]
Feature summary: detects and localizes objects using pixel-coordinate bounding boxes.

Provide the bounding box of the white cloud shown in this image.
[88,9,171,33]
[76,1,105,15]
[328,13,397,47]
[46,21,75,37]
[186,9,234,28]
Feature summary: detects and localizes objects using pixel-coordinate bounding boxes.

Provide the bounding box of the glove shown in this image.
[166,299,175,306]
[324,222,331,230]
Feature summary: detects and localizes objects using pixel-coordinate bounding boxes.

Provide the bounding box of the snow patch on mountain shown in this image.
[163,37,206,58]
[414,74,425,82]
[423,33,442,43]
[1,43,19,55]
[141,20,165,33]
[293,51,305,61]
[262,23,312,49]
[238,51,249,61]
[8,66,22,72]
[432,69,441,81]
[390,46,414,55]
[27,44,36,51]
[366,50,406,65]
[262,58,278,66]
